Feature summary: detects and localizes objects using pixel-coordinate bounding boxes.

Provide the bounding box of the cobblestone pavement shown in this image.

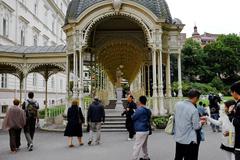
[0,126,224,160]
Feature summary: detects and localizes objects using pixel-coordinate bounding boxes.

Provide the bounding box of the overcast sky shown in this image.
[167,0,240,37]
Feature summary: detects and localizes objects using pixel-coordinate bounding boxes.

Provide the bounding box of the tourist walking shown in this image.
[206,100,236,160]
[228,82,240,160]
[2,99,26,153]
[22,92,39,151]
[209,94,222,132]
[64,99,84,147]
[131,96,151,160]
[174,89,205,160]
[122,95,137,140]
[87,97,105,145]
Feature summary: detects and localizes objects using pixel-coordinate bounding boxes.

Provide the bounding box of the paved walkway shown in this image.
[0,126,224,160]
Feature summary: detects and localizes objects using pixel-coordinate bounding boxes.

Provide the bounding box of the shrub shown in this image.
[210,77,225,92]
[191,82,218,95]
[172,81,191,96]
[152,116,169,129]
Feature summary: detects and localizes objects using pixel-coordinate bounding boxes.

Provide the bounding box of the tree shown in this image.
[180,38,208,82]
[204,34,240,84]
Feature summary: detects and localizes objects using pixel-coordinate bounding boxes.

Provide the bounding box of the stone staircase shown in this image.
[105,100,128,109]
[102,110,127,132]
[105,100,117,109]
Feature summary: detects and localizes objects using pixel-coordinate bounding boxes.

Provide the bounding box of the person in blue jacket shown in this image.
[131,96,151,160]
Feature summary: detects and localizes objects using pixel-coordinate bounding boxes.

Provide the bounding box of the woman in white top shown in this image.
[206,100,236,160]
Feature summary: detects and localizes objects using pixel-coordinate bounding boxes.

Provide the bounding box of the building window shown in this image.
[43,79,45,87]
[44,6,48,26]
[52,15,55,33]
[60,79,63,90]
[33,34,38,46]
[84,86,89,93]
[33,73,37,86]
[1,74,7,88]
[60,30,63,40]
[34,1,38,15]
[51,77,55,89]
[43,39,48,46]
[20,29,25,46]
[3,18,7,37]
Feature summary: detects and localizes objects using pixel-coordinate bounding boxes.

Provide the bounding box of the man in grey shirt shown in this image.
[174,89,205,160]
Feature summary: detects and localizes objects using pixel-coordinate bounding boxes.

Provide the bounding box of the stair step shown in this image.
[101,128,127,132]
[104,121,125,125]
[102,124,125,128]
[105,115,124,118]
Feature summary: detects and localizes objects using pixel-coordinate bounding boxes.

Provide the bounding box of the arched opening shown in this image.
[84,15,151,100]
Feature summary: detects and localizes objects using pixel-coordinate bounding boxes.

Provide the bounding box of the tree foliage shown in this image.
[204,34,240,84]
[181,38,207,82]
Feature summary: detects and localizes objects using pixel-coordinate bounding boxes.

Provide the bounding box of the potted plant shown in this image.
[152,116,169,129]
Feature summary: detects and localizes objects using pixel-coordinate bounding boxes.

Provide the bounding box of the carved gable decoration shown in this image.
[113,0,122,13]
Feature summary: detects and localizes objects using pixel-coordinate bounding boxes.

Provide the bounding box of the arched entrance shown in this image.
[64,0,184,116]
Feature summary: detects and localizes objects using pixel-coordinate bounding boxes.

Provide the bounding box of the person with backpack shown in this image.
[131,96,152,160]
[22,92,39,151]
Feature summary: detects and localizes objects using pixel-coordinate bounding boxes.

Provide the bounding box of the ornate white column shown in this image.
[78,50,84,108]
[76,29,84,108]
[166,50,172,97]
[141,66,144,95]
[143,65,146,95]
[158,49,166,115]
[23,64,28,100]
[177,50,183,97]
[152,48,158,116]
[72,51,78,98]
[72,31,78,99]
[64,53,70,116]
[147,65,150,96]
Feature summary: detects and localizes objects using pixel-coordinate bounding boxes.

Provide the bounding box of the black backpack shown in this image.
[26,100,38,118]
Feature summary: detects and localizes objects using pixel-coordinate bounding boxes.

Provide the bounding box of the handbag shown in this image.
[165,115,174,135]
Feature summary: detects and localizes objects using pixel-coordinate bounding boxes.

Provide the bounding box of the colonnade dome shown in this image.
[65,0,172,24]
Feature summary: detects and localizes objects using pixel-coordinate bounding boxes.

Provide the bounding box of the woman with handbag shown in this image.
[64,99,84,147]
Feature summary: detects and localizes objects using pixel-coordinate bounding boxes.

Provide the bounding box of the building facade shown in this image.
[0,0,70,110]
[191,25,219,46]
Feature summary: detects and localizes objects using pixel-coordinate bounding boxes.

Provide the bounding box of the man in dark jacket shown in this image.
[131,96,151,160]
[87,97,105,145]
[122,95,137,140]
[22,92,39,151]
[229,81,240,160]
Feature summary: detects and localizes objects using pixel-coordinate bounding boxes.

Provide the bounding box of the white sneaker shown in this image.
[128,138,133,141]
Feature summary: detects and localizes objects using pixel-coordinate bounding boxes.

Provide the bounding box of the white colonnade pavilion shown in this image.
[63,0,184,116]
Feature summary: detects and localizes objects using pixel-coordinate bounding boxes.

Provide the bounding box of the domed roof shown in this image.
[65,0,172,24]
